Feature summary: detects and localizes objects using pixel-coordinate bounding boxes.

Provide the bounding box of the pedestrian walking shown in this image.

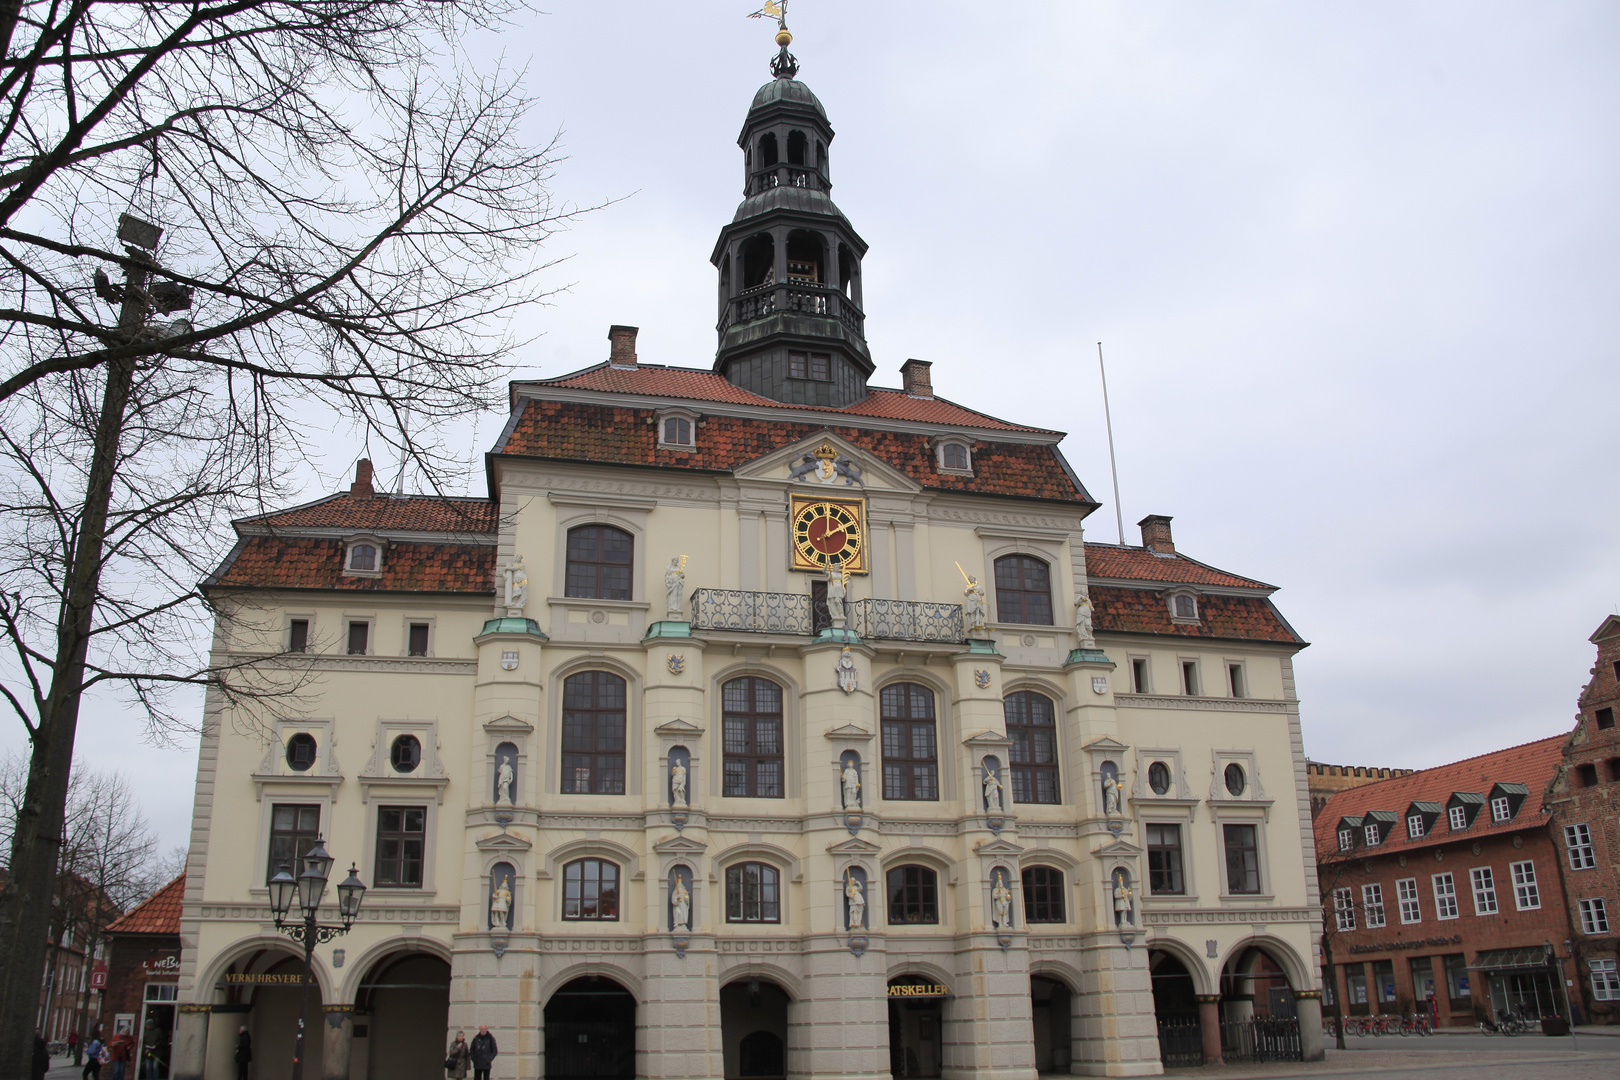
[83,1035,104,1080]
[469,1025,498,1080]
[108,1031,134,1080]
[444,1031,471,1078]
[234,1027,252,1080]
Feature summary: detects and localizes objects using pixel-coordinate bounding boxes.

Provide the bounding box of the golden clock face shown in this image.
[789,495,866,573]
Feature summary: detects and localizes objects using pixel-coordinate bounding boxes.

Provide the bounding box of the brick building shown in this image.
[1315,737,1576,1028]
[1305,762,1413,820]
[102,876,184,1075]
[1547,615,1620,1023]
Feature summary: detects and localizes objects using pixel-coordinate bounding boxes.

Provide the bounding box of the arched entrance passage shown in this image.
[887,976,946,1079]
[1219,945,1303,1063]
[354,951,450,1080]
[1149,950,1203,1067]
[239,953,325,1080]
[1029,976,1071,1073]
[720,978,790,1080]
[544,976,636,1080]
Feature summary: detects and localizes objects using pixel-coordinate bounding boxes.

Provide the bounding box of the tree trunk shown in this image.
[0,263,145,1080]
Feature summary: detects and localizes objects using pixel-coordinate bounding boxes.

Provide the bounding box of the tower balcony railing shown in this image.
[690,588,963,645]
[748,165,829,196]
[718,282,865,340]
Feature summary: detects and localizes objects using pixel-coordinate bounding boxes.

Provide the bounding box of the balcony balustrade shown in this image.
[748,165,828,196]
[690,588,963,645]
[718,282,865,340]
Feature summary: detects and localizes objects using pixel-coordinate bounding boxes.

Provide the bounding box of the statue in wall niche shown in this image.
[670,758,688,807]
[495,756,515,806]
[992,871,1013,929]
[845,870,866,930]
[825,565,848,629]
[672,875,691,930]
[490,878,512,929]
[1103,771,1122,817]
[1074,595,1096,649]
[1113,870,1135,927]
[841,759,861,809]
[982,763,1003,813]
[502,555,529,617]
[957,565,988,634]
[664,555,687,619]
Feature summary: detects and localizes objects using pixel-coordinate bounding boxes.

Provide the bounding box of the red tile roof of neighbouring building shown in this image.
[237,492,498,533]
[106,874,184,936]
[1086,585,1303,644]
[208,536,496,594]
[1314,735,1566,863]
[1082,543,1273,590]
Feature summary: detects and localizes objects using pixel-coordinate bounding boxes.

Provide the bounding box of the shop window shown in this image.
[1362,883,1386,928]
[1470,867,1497,915]
[993,554,1053,625]
[1003,691,1059,804]
[562,858,620,920]
[565,525,633,600]
[1409,957,1436,1003]
[561,671,627,794]
[389,734,421,773]
[374,806,425,888]
[1443,953,1471,1003]
[1345,965,1369,1012]
[1565,823,1597,869]
[1147,824,1184,895]
[880,683,937,801]
[1509,860,1540,910]
[722,677,785,799]
[725,862,781,923]
[1222,823,1260,894]
[285,732,317,772]
[1580,898,1610,935]
[1372,960,1397,1007]
[267,804,319,882]
[1432,872,1458,919]
[1021,866,1065,923]
[886,865,939,924]
[288,619,309,653]
[1333,887,1355,931]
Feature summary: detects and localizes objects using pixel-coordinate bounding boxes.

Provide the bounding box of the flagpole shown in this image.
[1097,342,1126,545]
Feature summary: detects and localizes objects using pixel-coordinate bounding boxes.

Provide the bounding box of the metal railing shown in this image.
[848,598,963,644]
[1155,1014,1204,1067]
[690,589,963,644]
[1220,1017,1302,1063]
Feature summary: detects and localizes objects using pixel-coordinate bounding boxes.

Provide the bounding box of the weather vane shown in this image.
[749,1,798,78]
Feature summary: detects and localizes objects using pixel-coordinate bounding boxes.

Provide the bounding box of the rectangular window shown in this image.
[1362,883,1386,928]
[809,353,830,380]
[1491,796,1511,822]
[1364,823,1381,846]
[880,683,938,801]
[1021,866,1066,923]
[1510,860,1540,910]
[1372,959,1397,1005]
[1181,661,1199,696]
[1333,887,1355,931]
[1579,897,1610,935]
[1597,706,1615,730]
[1448,805,1467,831]
[373,806,425,888]
[1409,956,1436,1002]
[1345,965,1369,1009]
[1223,823,1260,894]
[1146,824,1185,895]
[722,678,785,799]
[267,804,320,883]
[1592,958,1620,1001]
[1397,877,1421,924]
[408,622,430,657]
[725,863,781,923]
[288,619,309,653]
[1565,823,1597,870]
[1131,658,1149,694]
[1227,663,1245,698]
[1470,867,1498,914]
[1444,953,1471,1002]
[1337,829,1353,852]
[560,671,628,795]
[1408,814,1425,839]
[1432,872,1458,919]
[788,352,807,378]
[347,620,369,655]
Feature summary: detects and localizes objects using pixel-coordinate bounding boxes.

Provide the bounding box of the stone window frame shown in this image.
[285,611,315,653]
[722,861,784,925]
[341,613,376,656]
[1001,684,1063,806]
[712,841,800,927]
[928,433,974,476]
[546,655,643,797]
[560,856,624,922]
[655,406,700,451]
[1164,587,1201,625]
[342,534,385,578]
[399,614,437,658]
[370,803,430,890]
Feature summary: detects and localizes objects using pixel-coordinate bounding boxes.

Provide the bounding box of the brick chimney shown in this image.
[608,325,639,368]
[1138,514,1174,554]
[900,358,933,398]
[350,458,375,499]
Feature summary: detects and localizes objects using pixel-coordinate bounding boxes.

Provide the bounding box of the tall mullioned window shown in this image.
[1432,873,1458,920]
[267,804,319,883]
[565,525,633,600]
[1397,878,1421,924]
[1334,888,1355,931]
[1362,883,1386,928]
[880,683,937,801]
[722,677,785,799]
[993,554,1053,625]
[1021,867,1065,923]
[561,671,627,794]
[725,862,781,923]
[1003,691,1059,804]
[562,858,619,921]
[1510,861,1540,910]
[1565,823,1597,870]
[1223,824,1260,894]
[1147,824,1185,895]
[374,806,425,888]
[886,865,938,924]
[1470,867,1498,915]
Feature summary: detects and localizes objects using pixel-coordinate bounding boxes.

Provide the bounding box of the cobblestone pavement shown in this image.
[1163,1041,1620,1079]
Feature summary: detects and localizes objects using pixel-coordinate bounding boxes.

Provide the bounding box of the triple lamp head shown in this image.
[267,839,366,925]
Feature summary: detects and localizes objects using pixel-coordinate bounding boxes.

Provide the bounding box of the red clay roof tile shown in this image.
[210,537,495,593]
[107,874,184,936]
[241,492,496,533]
[1083,544,1271,589]
[1087,584,1301,644]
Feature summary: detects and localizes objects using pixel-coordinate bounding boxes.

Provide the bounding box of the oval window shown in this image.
[390,734,421,773]
[1148,762,1171,795]
[1224,763,1246,797]
[285,732,317,772]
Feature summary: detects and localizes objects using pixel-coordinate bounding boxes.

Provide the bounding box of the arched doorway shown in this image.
[887,976,946,1079]
[237,953,324,1080]
[544,975,636,1080]
[1219,945,1302,1063]
[720,978,789,1080]
[1028,976,1071,1073]
[1149,950,1202,1067]
[354,951,450,1080]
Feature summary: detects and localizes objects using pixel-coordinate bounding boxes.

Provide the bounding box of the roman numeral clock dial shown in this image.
[789,495,867,573]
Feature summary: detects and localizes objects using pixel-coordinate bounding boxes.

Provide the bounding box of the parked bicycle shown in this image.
[1479,1009,1534,1036]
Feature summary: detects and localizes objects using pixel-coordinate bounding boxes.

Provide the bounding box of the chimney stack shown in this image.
[351,459,375,499]
[900,358,933,398]
[1138,514,1174,554]
[608,325,639,368]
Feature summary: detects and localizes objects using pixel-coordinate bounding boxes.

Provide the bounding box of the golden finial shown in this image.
[776,27,793,46]
[813,440,839,461]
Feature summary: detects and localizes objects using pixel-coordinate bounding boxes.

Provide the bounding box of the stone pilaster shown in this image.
[1294,990,1325,1062]
[321,1006,354,1080]
[642,943,725,1079]
[170,1004,209,1080]
[945,939,1038,1079]
[1070,933,1162,1077]
[797,936,889,1080]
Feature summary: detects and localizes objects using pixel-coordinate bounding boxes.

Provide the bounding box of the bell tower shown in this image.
[711,28,872,406]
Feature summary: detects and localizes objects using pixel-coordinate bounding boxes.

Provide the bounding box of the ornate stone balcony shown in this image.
[690,588,963,644]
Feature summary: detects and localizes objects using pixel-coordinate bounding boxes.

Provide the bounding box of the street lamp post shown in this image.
[267,840,366,1080]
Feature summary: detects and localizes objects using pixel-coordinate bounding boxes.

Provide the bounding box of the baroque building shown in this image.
[171,37,1324,1080]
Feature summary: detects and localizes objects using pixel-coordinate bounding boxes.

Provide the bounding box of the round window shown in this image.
[390,734,421,773]
[1224,763,1246,797]
[285,732,317,772]
[1148,762,1171,795]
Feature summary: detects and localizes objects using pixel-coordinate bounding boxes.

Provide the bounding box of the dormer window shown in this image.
[1407,815,1425,838]
[664,418,690,445]
[1364,823,1381,846]
[942,443,969,470]
[656,407,700,451]
[349,543,376,571]
[1491,796,1511,822]
[1338,828,1353,852]
[1446,792,1483,831]
[931,435,974,476]
[1448,805,1467,831]
[1405,801,1441,839]
[1166,590,1200,624]
[344,537,384,576]
[1487,782,1528,823]
[1174,596,1196,618]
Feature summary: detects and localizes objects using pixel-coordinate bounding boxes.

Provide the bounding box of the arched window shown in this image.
[886,865,939,924]
[562,857,619,920]
[561,671,627,794]
[725,862,781,923]
[347,542,378,572]
[565,525,632,600]
[1003,691,1059,804]
[723,677,784,798]
[759,132,779,167]
[940,442,970,471]
[787,129,807,165]
[993,554,1053,625]
[1022,866,1066,923]
[880,683,937,801]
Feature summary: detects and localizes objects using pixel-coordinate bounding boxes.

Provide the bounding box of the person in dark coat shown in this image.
[32,1034,50,1080]
[469,1025,498,1080]
[234,1026,253,1080]
[445,1031,470,1079]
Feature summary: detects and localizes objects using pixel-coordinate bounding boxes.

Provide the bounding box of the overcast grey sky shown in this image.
[21,2,1618,853]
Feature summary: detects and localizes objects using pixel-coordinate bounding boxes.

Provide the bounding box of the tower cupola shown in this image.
[711,33,871,406]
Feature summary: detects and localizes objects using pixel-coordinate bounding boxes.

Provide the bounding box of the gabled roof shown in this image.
[1315,735,1565,861]
[106,874,184,936]
[1085,585,1304,645]
[236,490,496,533]
[206,537,496,594]
[1082,544,1273,590]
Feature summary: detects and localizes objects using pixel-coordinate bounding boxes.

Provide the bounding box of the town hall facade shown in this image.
[169,37,1325,1080]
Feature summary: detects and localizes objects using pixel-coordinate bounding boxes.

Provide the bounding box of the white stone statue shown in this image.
[1102,771,1121,817]
[845,871,866,930]
[1113,873,1134,927]
[664,556,687,619]
[502,555,529,617]
[490,878,512,928]
[983,764,1003,813]
[992,871,1013,929]
[961,575,987,634]
[672,875,691,930]
[835,648,858,694]
[495,757,515,806]
[825,566,847,629]
[670,758,688,807]
[1075,595,1095,648]
[841,760,861,809]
